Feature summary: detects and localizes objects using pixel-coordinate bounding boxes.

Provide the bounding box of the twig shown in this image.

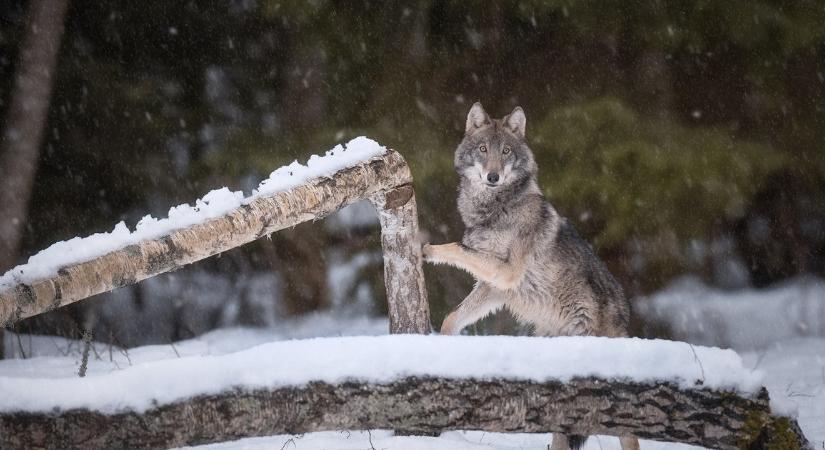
[169,339,181,358]
[78,329,92,377]
[49,336,70,356]
[279,438,296,450]
[120,346,132,366]
[784,382,814,398]
[15,330,27,359]
[108,332,114,362]
[91,342,102,360]
[787,392,815,398]
[367,430,377,450]
[751,348,768,370]
[687,343,706,385]
[109,333,132,366]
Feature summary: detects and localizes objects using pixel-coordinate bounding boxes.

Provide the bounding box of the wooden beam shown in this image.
[0,377,809,450]
[0,150,430,334]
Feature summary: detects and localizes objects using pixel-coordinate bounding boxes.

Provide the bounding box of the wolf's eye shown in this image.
[479,145,487,153]
[503,146,511,155]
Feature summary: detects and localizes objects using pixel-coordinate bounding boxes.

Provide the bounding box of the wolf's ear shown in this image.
[466,102,491,135]
[503,106,526,139]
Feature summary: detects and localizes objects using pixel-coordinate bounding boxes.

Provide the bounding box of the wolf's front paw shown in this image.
[423,242,460,265]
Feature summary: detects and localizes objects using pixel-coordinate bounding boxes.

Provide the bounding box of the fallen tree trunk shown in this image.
[0,376,808,450]
[0,150,430,334]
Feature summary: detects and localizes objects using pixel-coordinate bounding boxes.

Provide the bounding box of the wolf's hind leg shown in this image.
[440,282,505,335]
[549,434,570,450]
[550,434,587,450]
[619,436,639,450]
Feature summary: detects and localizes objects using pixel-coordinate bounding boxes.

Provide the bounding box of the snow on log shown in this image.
[0,138,430,333]
[0,335,810,450]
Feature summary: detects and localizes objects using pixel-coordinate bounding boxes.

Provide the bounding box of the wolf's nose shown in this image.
[487,172,499,183]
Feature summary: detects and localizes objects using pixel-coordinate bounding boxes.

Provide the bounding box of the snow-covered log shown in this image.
[0,377,809,450]
[0,335,812,449]
[0,148,430,334]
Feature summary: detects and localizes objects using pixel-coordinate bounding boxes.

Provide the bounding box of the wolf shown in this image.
[422,102,639,450]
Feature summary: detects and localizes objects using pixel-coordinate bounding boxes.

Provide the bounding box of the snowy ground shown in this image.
[2,278,824,449]
[176,430,706,450]
[636,276,825,350]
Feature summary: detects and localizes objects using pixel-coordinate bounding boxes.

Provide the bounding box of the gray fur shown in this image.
[449,102,630,338]
[430,102,638,450]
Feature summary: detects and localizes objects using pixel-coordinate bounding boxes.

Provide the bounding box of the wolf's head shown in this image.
[454,102,538,190]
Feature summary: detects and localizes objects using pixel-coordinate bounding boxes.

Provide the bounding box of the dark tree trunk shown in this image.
[0,0,70,359]
[0,377,809,450]
[0,0,70,272]
[259,225,329,316]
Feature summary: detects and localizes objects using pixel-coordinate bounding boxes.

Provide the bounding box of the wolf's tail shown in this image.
[568,435,588,450]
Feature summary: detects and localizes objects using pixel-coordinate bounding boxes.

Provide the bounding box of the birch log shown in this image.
[0,377,809,450]
[369,185,430,334]
[0,150,430,333]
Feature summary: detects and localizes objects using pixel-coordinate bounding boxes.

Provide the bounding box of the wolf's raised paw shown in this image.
[421,243,434,261]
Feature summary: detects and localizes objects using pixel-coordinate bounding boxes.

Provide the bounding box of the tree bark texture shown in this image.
[369,185,430,334]
[0,150,431,334]
[0,377,809,450]
[0,0,71,273]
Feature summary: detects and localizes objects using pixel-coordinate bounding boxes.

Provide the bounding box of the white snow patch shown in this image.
[0,335,762,414]
[174,430,707,450]
[0,312,389,378]
[636,276,825,350]
[0,137,387,290]
[742,338,825,442]
[250,136,386,198]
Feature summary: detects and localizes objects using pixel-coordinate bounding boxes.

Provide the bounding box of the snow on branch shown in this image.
[0,138,430,333]
[0,137,384,289]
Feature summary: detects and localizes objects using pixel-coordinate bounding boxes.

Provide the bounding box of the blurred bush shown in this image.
[533,97,786,290]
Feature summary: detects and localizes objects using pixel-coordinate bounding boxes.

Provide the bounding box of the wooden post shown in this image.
[370,185,430,334]
[0,377,809,450]
[0,150,430,334]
